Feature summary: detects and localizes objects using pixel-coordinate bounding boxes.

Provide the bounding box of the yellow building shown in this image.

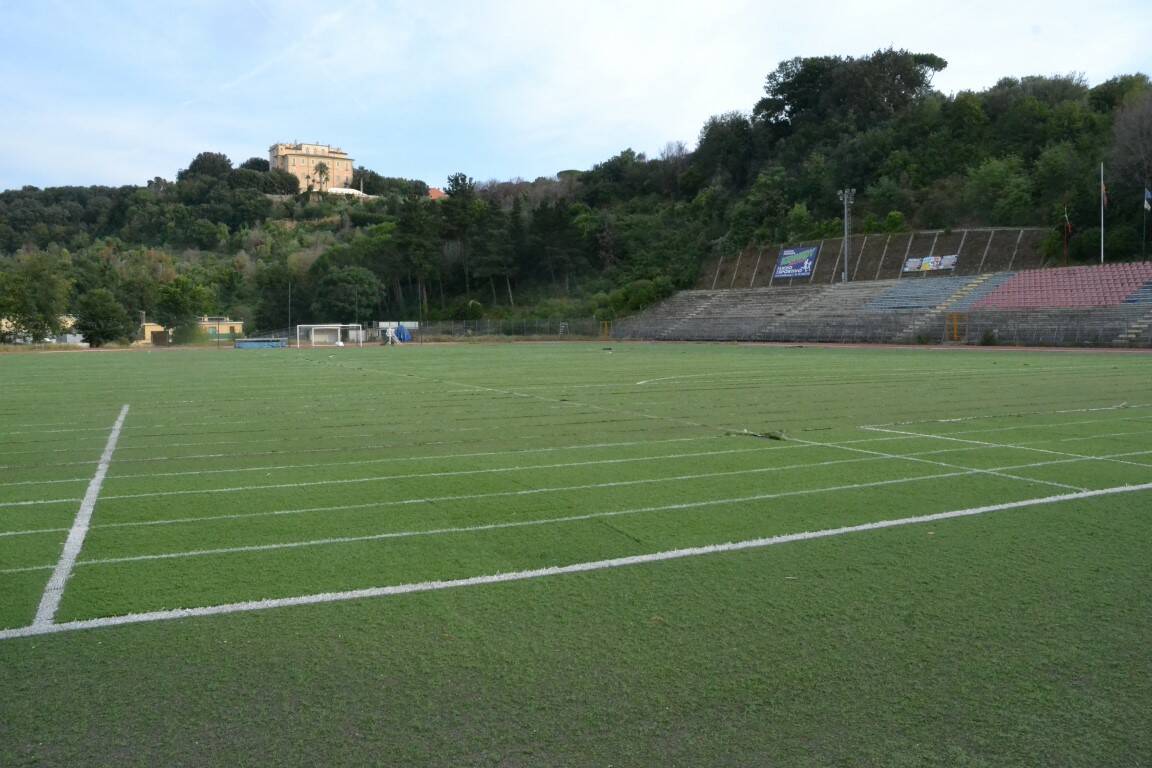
[198,316,243,338]
[135,317,243,345]
[269,142,354,192]
[137,322,169,345]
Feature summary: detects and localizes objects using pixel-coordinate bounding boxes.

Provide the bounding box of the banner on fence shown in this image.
[903,254,958,272]
[773,245,819,279]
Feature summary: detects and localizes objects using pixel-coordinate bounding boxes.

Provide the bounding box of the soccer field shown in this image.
[2,342,1151,766]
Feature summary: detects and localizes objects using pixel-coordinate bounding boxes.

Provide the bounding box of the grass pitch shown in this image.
[1,342,1151,766]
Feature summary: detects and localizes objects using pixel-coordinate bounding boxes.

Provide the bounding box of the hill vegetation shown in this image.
[1,49,1150,343]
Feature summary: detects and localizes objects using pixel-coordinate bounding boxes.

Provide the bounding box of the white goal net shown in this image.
[295,324,364,347]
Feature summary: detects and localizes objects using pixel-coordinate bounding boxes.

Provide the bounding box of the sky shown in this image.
[0,0,1149,192]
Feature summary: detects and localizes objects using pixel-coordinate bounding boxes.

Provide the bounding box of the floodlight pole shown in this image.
[838,188,855,283]
[287,281,293,347]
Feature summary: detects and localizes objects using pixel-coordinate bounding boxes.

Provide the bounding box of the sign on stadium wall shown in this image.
[773,245,819,279]
[903,254,958,272]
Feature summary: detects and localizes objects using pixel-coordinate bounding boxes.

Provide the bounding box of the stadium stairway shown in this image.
[883,275,993,342]
[1113,307,1152,346]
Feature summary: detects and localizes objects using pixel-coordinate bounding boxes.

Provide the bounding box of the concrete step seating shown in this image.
[616,262,1152,346]
[863,276,973,312]
[947,272,1017,311]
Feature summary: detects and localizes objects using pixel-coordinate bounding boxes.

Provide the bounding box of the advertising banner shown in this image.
[903,254,958,272]
[773,245,819,279]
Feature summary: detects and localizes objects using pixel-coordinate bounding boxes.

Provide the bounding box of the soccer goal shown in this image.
[295,324,364,348]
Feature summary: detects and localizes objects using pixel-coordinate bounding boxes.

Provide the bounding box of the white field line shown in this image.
[0,498,80,508]
[0,361,1130,432]
[0,447,1128,538]
[0,432,720,473]
[793,435,1087,493]
[944,414,1152,437]
[863,402,1152,428]
[84,454,897,531]
[0,444,803,509]
[0,414,689,460]
[7,442,1145,538]
[0,469,1002,574]
[0,527,70,538]
[0,477,90,489]
[0,436,930,501]
[91,444,819,503]
[0,408,660,459]
[0,443,972,534]
[7,447,1147,573]
[30,405,130,628]
[0,432,920,484]
[319,356,727,435]
[1048,429,1152,444]
[861,426,1152,469]
[2,480,1150,641]
[0,435,721,487]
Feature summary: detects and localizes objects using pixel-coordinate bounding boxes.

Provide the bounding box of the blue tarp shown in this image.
[235,338,286,349]
[395,325,412,342]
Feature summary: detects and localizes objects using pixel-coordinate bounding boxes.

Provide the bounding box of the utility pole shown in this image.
[838,188,855,283]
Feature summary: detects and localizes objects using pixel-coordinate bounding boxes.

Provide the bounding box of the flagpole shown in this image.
[1143,181,1148,262]
[1099,162,1105,265]
[1063,206,1070,267]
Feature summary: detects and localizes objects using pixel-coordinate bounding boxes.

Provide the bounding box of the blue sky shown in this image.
[0,0,1149,192]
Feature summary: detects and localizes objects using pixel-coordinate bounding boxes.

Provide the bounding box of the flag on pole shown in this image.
[1145,187,1151,211]
[1101,177,1108,208]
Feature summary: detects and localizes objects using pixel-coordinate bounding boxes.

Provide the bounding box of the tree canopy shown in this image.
[1,49,1149,340]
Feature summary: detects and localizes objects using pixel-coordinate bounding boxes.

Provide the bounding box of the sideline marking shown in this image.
[863,402,1152,428]
[793,436,1086,493]
[30,405,130,628]
[2,480,1149,640]
[0,469,976,574]
[861,425,1152,469]
[6,445,1148,572]
[92,444,815,503]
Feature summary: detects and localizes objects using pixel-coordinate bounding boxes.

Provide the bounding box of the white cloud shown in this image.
[1,0,1149,188]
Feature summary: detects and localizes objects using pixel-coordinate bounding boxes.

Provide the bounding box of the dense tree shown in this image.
[1,249,73,339]
[179,152,233,181]
[239,157,270,172]
[2,53,1150,334]
[155,275,212,330]
[311,266,379,324]
[74,288,133,346]
[1111,90,1152,186]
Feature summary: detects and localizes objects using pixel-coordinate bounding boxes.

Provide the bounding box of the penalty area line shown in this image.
[1,479,1149,641]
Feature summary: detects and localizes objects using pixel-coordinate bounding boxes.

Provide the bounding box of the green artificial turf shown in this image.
[1,342,1151,766]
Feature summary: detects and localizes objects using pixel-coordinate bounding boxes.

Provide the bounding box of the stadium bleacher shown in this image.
[972,263,1152,310]
[619,261,1152,348]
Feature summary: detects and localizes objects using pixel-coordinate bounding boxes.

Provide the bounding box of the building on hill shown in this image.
[269,142,354,192]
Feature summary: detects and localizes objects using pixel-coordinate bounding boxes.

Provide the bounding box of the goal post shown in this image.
[295,324,364,348]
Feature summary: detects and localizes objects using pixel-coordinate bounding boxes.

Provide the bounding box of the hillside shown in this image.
[1,49,1150,343]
